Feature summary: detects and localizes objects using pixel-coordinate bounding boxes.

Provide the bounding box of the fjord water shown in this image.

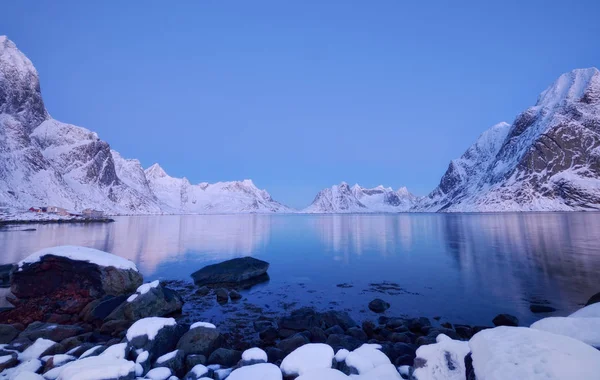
[1,213,599,326]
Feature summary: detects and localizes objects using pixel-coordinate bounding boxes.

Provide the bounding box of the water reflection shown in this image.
[0,215,271,275]
[1,213,599,325]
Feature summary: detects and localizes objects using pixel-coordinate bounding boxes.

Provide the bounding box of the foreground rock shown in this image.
[104,280,183,322]
[11,246,142,299]
[468,326,600,379]
[2,246,142,325]
[191,257,270,288]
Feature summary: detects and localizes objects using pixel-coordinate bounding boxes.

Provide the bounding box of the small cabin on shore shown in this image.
[82,209,104,219]
[47,206,69,215]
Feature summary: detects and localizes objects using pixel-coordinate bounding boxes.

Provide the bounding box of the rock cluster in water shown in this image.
[0,246,599,380]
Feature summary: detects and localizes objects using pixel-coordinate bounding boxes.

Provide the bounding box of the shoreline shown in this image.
[0,217,115,226]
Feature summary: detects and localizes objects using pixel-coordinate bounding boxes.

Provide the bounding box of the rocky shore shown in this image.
[0,246,599,379]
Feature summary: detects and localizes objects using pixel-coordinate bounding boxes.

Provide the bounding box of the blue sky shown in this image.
[3,1,599,208]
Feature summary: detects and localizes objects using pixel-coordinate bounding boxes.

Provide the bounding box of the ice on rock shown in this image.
[156,350,178,364]
[242,347,268,363]
[334,349,349,362]
[99,342,128,359]
[19,338,56,361]
[530,317,600,347]
[345,344,390,374]
[145,367,172,380]
[128,280,160,302]
[126,317,176,341]
[0,359,41,380]
[296,368,349,379]
[412,334,470,380]
[79,345,103,359]
[469,326,600,379]
[227,363,283,380]
[18,246,137,271]
[55,355,136,380]
[189,364,209,377]
[136,350,149,364]
[280,343,334,376]
[190,321,216,330]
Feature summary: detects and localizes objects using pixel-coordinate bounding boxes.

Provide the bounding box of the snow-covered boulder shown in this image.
[12,246,142,299]
[126,317,186,360]
[530,316,600,348]
[412,334,470,380]
[105,280,183,321]
[469,326,600,379]
[227,363,282,380]
[280,343,334,377]
[241,347,268,366]
[344,344,391,375]
[296,368,349,379]
[153,349,185,377]
[569,302,600,318]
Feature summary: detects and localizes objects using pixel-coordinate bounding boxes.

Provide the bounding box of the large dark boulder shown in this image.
[80,295,129,323]
[11,253,142,299]
[177,326,221,357]
[207,348,242,367]
[0,324,20,344]
[3,250,142,326]
[586,292,600,306]
[191,257,269,288]
[18,322,84,342]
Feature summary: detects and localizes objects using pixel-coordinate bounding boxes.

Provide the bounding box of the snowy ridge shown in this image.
[144,164,291,214]
[415,67,600,212]
[304,182,418,213]
[0,36,290,215]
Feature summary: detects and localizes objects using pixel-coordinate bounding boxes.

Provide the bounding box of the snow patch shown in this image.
[280,343,334,376]
[18,246,137,271]
[126,317,176,341]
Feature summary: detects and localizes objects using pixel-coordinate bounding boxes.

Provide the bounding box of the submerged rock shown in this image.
[368,298,390,313]
[492,314,519,327]
[191,257,270,288]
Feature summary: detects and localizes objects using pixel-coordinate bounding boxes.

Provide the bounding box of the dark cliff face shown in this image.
[0,37,48,132]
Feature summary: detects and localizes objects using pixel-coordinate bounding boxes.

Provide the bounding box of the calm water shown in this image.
[1,213,600,326]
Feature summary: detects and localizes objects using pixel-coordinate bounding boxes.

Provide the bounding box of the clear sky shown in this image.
[3,1,599,208]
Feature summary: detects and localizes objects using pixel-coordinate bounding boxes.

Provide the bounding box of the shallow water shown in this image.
[1,213,599,326]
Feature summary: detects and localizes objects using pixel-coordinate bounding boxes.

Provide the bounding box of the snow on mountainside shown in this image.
[144,164,291,213]
[416,67,600,212]
[0,36,289,214]
[304,182,418,213]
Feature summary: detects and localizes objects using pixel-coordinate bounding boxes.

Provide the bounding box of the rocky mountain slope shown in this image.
[304,182,418,213]
[0,36,288,214]
[416,68,600,212]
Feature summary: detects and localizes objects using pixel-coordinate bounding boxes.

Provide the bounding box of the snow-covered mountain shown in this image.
[304,182,418,213]
[144,164,291,213]
[0,36,289,214]
[416,67,600,212]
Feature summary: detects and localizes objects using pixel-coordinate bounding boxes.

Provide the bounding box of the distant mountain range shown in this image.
[303,183,419,213]
[1,36,599,214]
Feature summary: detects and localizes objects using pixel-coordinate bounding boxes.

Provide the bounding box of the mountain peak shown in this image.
[537,67,600,109]
[0,35,47,130]
[145,163,168,179]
